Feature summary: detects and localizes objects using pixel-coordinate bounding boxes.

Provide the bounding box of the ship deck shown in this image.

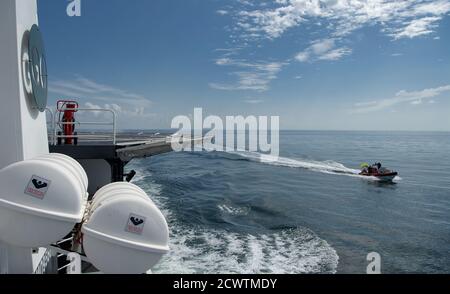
[49,131,203,162]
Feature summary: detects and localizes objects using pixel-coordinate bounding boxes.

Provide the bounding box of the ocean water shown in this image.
[127,131,450,274]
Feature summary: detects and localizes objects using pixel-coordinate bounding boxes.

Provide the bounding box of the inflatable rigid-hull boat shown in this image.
[359,171,398,182]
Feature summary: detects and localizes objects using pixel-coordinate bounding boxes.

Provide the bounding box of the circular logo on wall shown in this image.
[28,24,48,112]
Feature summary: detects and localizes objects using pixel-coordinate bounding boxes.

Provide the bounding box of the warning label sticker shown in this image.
[125,213,146,235]
[25,175,51,200]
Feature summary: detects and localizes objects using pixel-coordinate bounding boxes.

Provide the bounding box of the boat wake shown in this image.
[200,144,403,182]
[218,204,250,216]
[128,165,339,274]
[154,225,339,274]
[203,148,390,181]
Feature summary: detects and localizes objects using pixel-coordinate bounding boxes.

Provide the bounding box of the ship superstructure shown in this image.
[0,0,199,274]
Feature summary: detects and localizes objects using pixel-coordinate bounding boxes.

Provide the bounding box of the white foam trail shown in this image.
[154,226,339,274]
[253,152,402,182]
[128,163,339,274]
[206,147,382,180]
[218,204,250,216]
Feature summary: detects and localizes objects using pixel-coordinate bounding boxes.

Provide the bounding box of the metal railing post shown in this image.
[52,108,117,145]
[112,111,117,145]
[45,108,54,146]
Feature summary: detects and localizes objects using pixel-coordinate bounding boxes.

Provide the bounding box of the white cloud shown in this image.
[413,0,450,16]
[296,38,352,62]
[238,8,301,39]
[215,58,232,65]
[235,0,450,41]
[310,38,335,55]
[85,102,122,113]
[84,102,103,117]
[217,10,229,15]
[215,1,450,93]
[295,51,310,62]
[210,59,285,91]
[352,84,450,113]
[49,76,152,118]
[391,16,442,39]
[317,47,352,61]
[244,99,264,104]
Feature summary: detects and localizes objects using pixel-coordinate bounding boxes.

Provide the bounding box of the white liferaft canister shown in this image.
[0,159,87,247]
[37,153,89,195]
[82,184,169,274]
[31,157,87,202]
[90,182,155,211]
[93,182,147,201]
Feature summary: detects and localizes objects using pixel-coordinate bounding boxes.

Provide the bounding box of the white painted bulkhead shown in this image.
[0,0,49,274]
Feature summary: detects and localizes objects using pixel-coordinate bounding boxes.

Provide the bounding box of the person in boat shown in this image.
[360,162,382,175]
[369,163,381,174]
[370,163,386,174]
[360,163,370,174]
[360,162,397,180]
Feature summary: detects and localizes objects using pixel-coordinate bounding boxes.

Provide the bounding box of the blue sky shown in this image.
[38,0,450,131]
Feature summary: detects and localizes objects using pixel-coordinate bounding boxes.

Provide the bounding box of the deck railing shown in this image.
[48,108,117,145]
